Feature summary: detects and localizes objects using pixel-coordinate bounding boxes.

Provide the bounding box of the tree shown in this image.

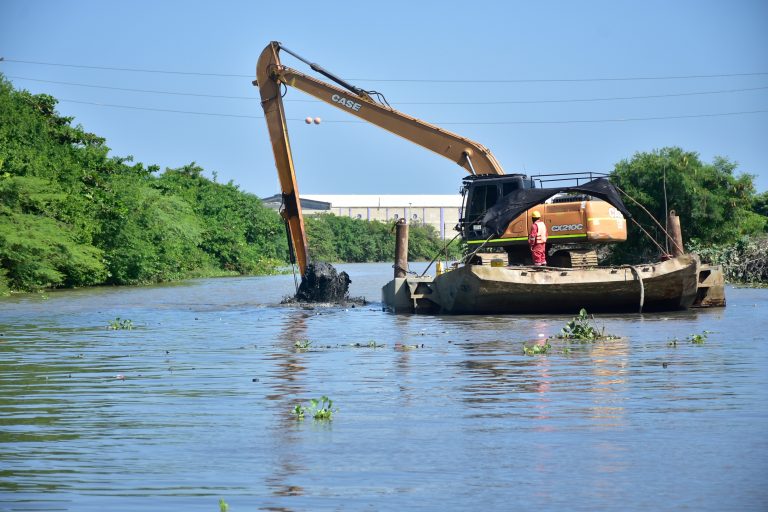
[608,147,765,263]
[156,164,287,274]
[752,190,768,222]
[304,214,451,263]
[0,76,290,291]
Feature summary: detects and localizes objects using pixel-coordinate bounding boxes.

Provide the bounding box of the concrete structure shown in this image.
[304,195,462,239]
[261,194,463,239]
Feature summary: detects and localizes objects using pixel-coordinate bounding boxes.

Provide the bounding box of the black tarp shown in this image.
[482,178,632,236]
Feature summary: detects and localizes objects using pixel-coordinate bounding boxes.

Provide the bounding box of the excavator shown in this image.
[254,41,628,295]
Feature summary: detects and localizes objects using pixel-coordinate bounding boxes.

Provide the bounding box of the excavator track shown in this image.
[550,249,599,268]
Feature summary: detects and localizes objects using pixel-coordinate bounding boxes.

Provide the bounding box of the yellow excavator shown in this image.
[254,41,629,292]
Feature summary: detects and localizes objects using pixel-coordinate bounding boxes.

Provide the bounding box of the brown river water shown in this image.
[1,262,766,511]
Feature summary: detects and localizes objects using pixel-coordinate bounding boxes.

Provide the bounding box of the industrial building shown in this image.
[261,194,463,239]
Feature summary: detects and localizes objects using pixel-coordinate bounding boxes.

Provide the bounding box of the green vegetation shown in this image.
[688,333,707,344]
[294,339,313,351]
[0,77,454,292]
[608,147,767,283]
[107,317,133,330]
[0,76,288,291]
[523,342,551,356]
[553,309,618,341]
[292,396,335,421]
[668,331,711,346]
[688,236,768,285]
[304,213,461,263]
[394,343,422,351]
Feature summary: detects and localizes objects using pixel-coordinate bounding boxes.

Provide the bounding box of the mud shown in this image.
[294,261,351,303]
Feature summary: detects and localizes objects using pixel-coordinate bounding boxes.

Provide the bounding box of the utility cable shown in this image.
[8,74,768,105]
[393,86,768,105]
[434,110,768,125]
[54,98,768,124]
[6,75,259,99]
[58,99,263,119]
[419,230,463,277]
[3,58,767,83]
[2,58,250,77]
[615,185,683,255]
[348,72,768,84]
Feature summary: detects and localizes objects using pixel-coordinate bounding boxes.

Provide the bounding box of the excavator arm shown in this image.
[255,41,505,275]
[256,42,310,275]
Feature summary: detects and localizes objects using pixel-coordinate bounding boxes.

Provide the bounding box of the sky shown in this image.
[1,0,767,197]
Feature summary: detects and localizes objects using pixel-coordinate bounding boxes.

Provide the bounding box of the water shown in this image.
[1,262,766,511]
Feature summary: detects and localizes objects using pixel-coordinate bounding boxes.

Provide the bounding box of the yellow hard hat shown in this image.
[532,210,541,218]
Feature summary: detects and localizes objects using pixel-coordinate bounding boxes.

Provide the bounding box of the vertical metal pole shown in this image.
[394,218,409,278]
[667,210,685,257]
[663,165,669,253]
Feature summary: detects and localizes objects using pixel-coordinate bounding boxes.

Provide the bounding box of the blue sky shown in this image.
[2,0,767,196]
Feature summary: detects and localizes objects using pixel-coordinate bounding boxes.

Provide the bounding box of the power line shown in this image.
[57,98,768,125]
[396,87,768,105]
[351,72,768,84]
[4,57,768,83]
[2,58,249,77]
[435,110,768,125]
[8,75,768,105]
[59,99,262,119]
[7,75,259,100]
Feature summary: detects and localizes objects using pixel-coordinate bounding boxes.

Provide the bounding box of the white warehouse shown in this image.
[262,194,463,239]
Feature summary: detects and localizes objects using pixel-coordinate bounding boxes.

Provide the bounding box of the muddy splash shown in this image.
[294,261,351,303]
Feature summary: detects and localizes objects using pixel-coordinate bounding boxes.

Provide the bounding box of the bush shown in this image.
[304,214,454,263]
[0,210,108,290]
[688,235,768,284]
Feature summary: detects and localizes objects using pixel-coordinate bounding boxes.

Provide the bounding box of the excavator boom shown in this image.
[256,42,626,277]
[255,41,505,275]
[271,69,505,176]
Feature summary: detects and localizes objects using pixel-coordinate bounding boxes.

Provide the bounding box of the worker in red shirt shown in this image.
[528,210,548,266]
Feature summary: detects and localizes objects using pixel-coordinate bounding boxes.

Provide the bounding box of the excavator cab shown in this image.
[461,174,535,235]
[459,173,628,267]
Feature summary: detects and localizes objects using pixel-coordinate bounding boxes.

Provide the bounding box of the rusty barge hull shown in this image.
[383,254,703,315]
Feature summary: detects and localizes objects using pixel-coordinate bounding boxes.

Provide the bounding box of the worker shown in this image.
[528,210,548,266]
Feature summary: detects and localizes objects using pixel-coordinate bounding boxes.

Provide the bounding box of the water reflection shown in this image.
[455,325,632,432]
[261,309,311,507]
[584,338,629,428]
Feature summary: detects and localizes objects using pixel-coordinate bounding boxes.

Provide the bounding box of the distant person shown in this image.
[528,210,548,266]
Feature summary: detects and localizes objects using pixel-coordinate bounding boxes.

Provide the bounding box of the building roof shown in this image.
[260,194,331,211]
[302,194,463,208]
